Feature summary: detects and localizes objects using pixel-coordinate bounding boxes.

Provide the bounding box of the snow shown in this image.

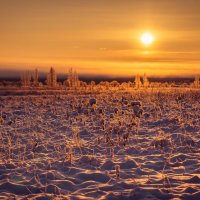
[0,88,199,199]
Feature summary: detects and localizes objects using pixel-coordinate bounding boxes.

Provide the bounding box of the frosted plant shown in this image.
[66,146,73,164]
[105,170,109,177]
[115,165,120,178]
[162,174,172,189]
[110,147,114,158]
[0,116,3,125]
[96,136,101,145]
[90,81,96,91]
[131,101,143,118]
[151,130,171,149]
[89,98,97,107]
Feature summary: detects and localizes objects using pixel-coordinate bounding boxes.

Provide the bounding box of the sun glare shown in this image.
[141,32,154,46]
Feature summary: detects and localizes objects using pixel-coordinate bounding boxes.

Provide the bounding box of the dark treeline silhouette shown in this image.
[0,67,199,89]
[0,76,195,84]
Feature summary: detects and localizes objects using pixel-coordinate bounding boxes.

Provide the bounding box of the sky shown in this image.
[0,0,200,78]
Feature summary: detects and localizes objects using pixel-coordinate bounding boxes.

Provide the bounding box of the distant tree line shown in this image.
[0,67,194,90]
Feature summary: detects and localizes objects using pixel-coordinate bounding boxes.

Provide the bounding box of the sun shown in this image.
[141,32,154,46]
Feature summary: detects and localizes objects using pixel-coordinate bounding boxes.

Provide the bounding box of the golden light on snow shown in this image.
[141,32,154,46]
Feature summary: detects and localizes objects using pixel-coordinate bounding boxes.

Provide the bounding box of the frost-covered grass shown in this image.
[0,88,200,200]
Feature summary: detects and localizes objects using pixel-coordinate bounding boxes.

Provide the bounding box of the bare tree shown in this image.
[33,68,39,86]
[143,73,149,88]
[135,74,141,89]
[46,67,57,87]
[65,68,80,89]
[194,75,200,88]
[21,71,31,87]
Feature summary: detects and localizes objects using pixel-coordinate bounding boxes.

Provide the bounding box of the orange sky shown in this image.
[0,0,200,77]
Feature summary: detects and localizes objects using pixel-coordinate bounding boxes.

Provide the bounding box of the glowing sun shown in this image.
[141,32,154,46]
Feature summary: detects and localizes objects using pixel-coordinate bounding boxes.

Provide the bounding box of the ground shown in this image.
[0,88,200,200]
